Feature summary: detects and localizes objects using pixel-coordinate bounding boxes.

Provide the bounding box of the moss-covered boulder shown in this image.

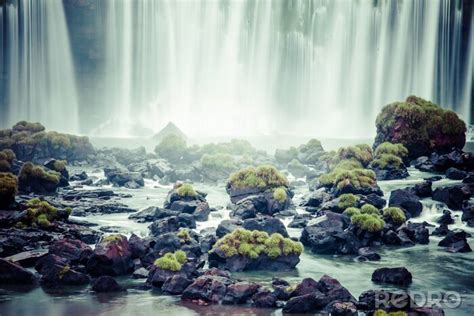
[209,229,303,271]
[369,142,409,180]
[147,250,197,288]
[374,96,466,159]
[163,182,211,221]
[18,198,69,228]
[275,139,325,166]
[18,162,61,193]
[0,149,16,172]
[86,234,134,276]
[0,121,94,162]
[199,153,238,182]
[0,172,18,209]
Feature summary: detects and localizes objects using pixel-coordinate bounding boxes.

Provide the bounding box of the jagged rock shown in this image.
[371,267,412,286]
[288,213,312,228]
[181,273,234,303]
[132,267,149,279]
[104,167,144,188]
[437,210,455,225]
[48,238,92,264]
[162,275,193,295]
[222,281,260,305]
[282,293,329,313]
[252,289,277,308]
[410,181,433,198]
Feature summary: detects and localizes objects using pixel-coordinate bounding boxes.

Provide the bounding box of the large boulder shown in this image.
[389,189,423,218]
[242,217,288,237]
[91,276,123,292]
[373,96,466,159]
[104,167,144,188]
[48,238,92,264]
[438,229,472,253]
[181,271,234,303]
[86,235,134,276]
[35,254,90,286]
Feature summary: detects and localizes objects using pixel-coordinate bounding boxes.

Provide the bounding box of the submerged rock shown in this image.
[91,276,123,292]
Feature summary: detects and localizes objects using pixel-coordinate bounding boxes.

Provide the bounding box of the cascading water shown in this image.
[0,0,472,138]
[96,0,473,137]
[0,0,79,133]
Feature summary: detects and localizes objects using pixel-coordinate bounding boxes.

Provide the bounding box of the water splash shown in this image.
[0,0,79,133]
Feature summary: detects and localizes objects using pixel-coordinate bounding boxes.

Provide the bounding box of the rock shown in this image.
[132,267,149,279]
[372,165,409,181]
[293,278,324,296]
[282,293,330,313]
[128,207,158,223]
[3,249,48,267]
[288,213,311,228]
[216,219,242,238]
[0,258,38,285]
[432,224,450,236]
[410,181,433,198]
[301,212,358,255]
[91,276,123,292]
[35,254,90,286]
[301,189,331,208]
[181,274,234,303]
[86,235,134,276]
[104,167,144,188]
[230,199,258,219]
[438,229,472,253]
[432,185,471,210]
[437,210,455,225]
[389,189,423,218]
[49,239,92,264]
[359,194,387,210]
[382,230,403,245]
[70,171,88,181]
[414,156,435,172]
[461,205,474,224]
[356,247,381,261]
[209,251,300,272]
[252,289,277,308]
[325,301,358,316]
[371,267,412,286]
[148,215,196,236]
[446,167,467,180]
[222,281,260,305]
[162,275,192,295]
[128,234,148,259]
[399,222,430,245]
[242,217,288,237]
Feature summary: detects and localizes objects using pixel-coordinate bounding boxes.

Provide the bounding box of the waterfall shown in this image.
[0,0,79,133]
[97,0,473,138]
[0,0,472,138]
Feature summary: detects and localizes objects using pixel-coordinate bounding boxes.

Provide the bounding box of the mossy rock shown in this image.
[374,96,466,159]
[18,162,60,193]
[0,172,18,209]
[154,134,188,164]
[209,229,302,271]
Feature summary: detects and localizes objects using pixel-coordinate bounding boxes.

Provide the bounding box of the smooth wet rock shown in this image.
[292,278,324,296]
[49,238,92,264]
[91,276,123,292]
[0,258,38,285]
[371,267,412,286]
[356,247,381,261]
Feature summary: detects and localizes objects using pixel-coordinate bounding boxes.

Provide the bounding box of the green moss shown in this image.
[177,228,191,240]
[338,193,359,210]
[154,134,187,163]
[370,154,403,169]
[154,251,187,271]
[374,142,408,159]
[12,121,45,133]
[273,187,288,203]
[343,207,361,217]
[212,229,303,259]
[351,214,385,232]
[65,207,72,216]
[0,172,18,208]
[53,160,67,172]
[228,165,288,190]
[337,145,373,167]
[375,96,466,157]
[0,149,15,162]
[318,158,376,191]
[59,265,71,279]
[24,199,59,227]
[19,162,60,185]
[374,310,408,316]
[383,207,406,224]
[360,204,380,215]
[177,183,197,197]
[200,153,238,177]
[102,234,123,243]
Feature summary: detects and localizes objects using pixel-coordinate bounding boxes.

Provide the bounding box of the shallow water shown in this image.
[1,168,473,316]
